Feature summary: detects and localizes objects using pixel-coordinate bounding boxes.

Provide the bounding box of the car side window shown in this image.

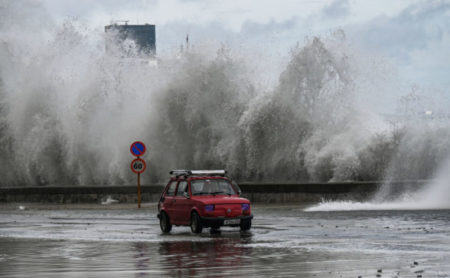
[166,181,177,196]
[176,181,188,196]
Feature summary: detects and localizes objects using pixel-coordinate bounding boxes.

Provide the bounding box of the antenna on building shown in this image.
[186,34,189,50]
[114,20,129,25]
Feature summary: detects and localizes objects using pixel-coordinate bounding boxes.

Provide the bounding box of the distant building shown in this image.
[105,22,156,57]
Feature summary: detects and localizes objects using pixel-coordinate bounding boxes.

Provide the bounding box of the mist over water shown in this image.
[0,1,449,211]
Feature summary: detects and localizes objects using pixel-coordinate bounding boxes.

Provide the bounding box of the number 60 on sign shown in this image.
[131,158,146,174]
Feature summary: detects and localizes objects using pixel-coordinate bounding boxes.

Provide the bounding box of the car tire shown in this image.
[160,211,172,233]
[190,212,203,234]
[240,219,251,231]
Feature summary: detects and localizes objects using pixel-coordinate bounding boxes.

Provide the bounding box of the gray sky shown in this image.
[40,0,450,93]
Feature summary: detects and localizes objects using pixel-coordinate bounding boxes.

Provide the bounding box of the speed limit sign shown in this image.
[130,158,146,174]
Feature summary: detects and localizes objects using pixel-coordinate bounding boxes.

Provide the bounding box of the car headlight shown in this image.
[205,204,215,212]
[241,203,250,211]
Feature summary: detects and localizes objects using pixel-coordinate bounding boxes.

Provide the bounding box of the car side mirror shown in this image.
[238,189,242,196]
[183,192,190,199]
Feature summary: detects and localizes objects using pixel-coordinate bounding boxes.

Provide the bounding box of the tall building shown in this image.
[105,22,156,57]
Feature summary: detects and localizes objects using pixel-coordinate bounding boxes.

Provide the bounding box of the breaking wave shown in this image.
[0,0,449,199]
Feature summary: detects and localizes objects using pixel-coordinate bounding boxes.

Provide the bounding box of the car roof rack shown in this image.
[169,170,227,177]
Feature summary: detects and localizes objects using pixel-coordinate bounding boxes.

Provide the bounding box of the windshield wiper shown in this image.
[210,191,230,196]
[193,192,209,196]
[195,191,231,196]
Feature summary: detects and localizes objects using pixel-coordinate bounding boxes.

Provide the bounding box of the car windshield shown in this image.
[191,179,236,196]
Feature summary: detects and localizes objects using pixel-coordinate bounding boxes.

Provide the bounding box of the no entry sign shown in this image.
[130,141,146,157]
[131,158,146,174]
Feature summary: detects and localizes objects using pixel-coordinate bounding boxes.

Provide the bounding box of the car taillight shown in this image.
[242,203,250,211]
[205,204,215,212]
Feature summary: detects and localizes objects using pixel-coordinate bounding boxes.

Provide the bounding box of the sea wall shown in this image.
[0,181,427,204]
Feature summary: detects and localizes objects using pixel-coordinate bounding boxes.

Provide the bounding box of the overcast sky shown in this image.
[31,0,450,94]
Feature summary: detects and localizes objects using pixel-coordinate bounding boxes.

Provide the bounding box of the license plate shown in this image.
[224,219,240,225]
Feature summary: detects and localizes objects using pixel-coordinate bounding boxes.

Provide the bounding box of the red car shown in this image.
[157,170,253,233]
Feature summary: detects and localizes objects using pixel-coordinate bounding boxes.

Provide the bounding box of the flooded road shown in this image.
[0,204,449,277]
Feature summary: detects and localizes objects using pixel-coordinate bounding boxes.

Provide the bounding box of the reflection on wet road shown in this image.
[0,204,449,277]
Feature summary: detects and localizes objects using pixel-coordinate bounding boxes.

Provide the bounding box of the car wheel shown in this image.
[240,219,251,231]
[190,212,203,234]
[160,211,172,233]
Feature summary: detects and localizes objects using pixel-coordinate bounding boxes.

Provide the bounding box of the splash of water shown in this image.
[0,11,371,185]
[306,157,450,211]
[0,3,449,194]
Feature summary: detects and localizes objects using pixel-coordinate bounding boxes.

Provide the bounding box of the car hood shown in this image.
[192,196,250,205]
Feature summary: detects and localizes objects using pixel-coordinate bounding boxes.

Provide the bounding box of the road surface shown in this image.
[0,203,449,277]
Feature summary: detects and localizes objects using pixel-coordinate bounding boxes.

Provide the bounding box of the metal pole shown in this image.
[138,172,141,208]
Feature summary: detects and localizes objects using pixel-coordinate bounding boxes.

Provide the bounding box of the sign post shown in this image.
[130,141,147,208]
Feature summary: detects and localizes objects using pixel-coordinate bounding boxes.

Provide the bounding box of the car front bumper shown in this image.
[199,214,253,227]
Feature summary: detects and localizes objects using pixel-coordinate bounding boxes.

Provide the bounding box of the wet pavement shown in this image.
[0,203,449,277]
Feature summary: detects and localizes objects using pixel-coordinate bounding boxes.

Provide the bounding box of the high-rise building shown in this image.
[105,22,156,57]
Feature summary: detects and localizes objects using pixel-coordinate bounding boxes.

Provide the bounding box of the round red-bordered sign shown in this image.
[131,158,146,174]
[130,141,146,157]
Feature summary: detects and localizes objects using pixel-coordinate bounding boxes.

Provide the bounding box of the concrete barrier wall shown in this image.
[0,181,426,204]
[239,182,378,203]
[0,185,165,204]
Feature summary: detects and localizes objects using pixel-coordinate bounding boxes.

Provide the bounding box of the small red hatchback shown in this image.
[157,170,253,233]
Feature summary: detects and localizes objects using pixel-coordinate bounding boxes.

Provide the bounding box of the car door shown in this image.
[172,181,192,224]
[163,180,178,221]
